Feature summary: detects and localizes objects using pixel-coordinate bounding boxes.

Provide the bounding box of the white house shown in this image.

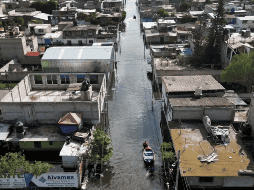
[235,16,254,31]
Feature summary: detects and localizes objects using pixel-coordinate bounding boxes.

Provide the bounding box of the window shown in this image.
[89,75,98,84]
[38,29,44,32]
[199,177,214,183]
[77,31,82,36]
[34,75,43,84]
[243,20,247,24]
[61,75,70,84]
[34,141,41,148]
[77,75,86,83]
[78,40,83,46]
[89,40,93,44]
[49,141,53,145]
[47,75,57,84]
[88,30,93,35]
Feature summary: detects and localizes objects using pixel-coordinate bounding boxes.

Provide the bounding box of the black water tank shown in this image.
[15,121,24,133]
[81,79,90,91]
[242,123,252,136]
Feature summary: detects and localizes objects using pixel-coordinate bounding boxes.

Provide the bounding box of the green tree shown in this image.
[30,0,58,14]
[180,14,192,23]
[161,142,174,162]
[220,52,254,93]
[204,0,225,67]
[16,17,24,26]
[122,11,126,21]
[179,3,191,12]
[158,9,169,17]
[0,152,53,177]
[88,128,113,162]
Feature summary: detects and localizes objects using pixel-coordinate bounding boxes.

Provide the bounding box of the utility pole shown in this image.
[175,150,180,190]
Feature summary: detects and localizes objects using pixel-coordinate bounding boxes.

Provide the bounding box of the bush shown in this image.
[122,11,126,21]
[0,83,17,89]
[158,9,169,17]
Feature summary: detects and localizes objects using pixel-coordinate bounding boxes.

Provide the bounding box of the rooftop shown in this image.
[5,124,93,142]
[63,24,100,31]
[170,121,254,177]
[153,57,185,71]
[162,75,225,93]
[42,46,113,60]
[60,140,88,157]
[168,97,234,107]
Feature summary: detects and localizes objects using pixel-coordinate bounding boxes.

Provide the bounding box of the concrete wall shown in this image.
[186,176,225,188]
[171,106,235,121]
[19,141,64,151]
[248,94,254,131]
[0,36,31,63]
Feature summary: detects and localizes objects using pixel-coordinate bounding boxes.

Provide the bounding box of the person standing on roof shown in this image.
[143,141,148,149]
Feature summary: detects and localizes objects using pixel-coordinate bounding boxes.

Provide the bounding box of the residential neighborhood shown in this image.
[0,0,254,189]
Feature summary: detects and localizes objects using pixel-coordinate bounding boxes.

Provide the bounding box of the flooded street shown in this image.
[86,0,165,189]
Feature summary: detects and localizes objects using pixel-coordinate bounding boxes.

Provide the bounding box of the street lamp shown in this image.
[5,70,10,92]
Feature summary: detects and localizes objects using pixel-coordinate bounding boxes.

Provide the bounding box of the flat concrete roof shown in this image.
[1,90,99,103]
[162,75,225,93]
[6,125,66,142]
[153,58,185,71]
[170,122,253,177]
[42,46,113,60]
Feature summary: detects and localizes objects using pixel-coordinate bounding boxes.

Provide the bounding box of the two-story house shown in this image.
[102,0,123,13]
[235,16,254,32]
[63,24,100,45]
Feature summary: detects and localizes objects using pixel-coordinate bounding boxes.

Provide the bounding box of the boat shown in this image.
[143,146,155,164]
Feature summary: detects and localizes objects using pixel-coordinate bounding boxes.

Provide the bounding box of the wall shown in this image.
[0,37,29,63]
[19,141,64,150]
[172,106,235,121]
[186,176,225,188]
[248,94,254,131]
[41,59,112,73]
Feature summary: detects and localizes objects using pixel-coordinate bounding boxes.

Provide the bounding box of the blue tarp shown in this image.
[142,18,153,22]
[60,125,78,134]
[44,39,51,45]
[181,48,193,56]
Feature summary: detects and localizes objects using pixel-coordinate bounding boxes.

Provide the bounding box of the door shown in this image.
[23,105,34,124]
[160,37,164,44]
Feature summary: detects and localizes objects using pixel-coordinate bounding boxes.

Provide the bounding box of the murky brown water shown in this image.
[85,0,165,189]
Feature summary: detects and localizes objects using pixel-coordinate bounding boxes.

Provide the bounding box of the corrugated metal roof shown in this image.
[169,97,234,107]
[58,112,82,125]
[162,75,225,92]
[42,46,113,60]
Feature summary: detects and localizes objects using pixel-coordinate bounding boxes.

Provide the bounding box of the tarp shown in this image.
[44,39,51,45]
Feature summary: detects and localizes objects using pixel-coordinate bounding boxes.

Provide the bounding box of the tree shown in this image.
[88,128,113,162]
[0,152,53,177]
[161,142,174,162]
[122,11,126,21]
[30,0,58,14]
[179,3,191,12]
[158,9,169,17]
[204,0,225,67]
[191,24,207,66]
[16,17,24,26]
[180,14,192,23]
[220,52,254,93]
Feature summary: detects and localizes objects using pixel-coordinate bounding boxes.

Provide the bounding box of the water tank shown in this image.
[194,87,202,97]
[14,27,19,35]
[15,121,24,133]
[81,79,90,91]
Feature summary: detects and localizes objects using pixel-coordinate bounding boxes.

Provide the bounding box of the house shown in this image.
[51,5,78,24]
[28,24,52,35]
[170,121,254,188]
[41,46,115,81]
[235,16,254,31]
[62,24,100,45]
[0,72,107,125]
[96,12,122,26]
[0,35,38,63]
[102,0,123,13]
[190,0,205,11]
[152,58,222,90]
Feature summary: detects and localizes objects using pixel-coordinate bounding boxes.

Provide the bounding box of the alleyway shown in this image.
[85,0,164,189]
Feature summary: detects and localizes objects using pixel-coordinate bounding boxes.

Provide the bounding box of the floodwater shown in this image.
[85,0,165,189]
